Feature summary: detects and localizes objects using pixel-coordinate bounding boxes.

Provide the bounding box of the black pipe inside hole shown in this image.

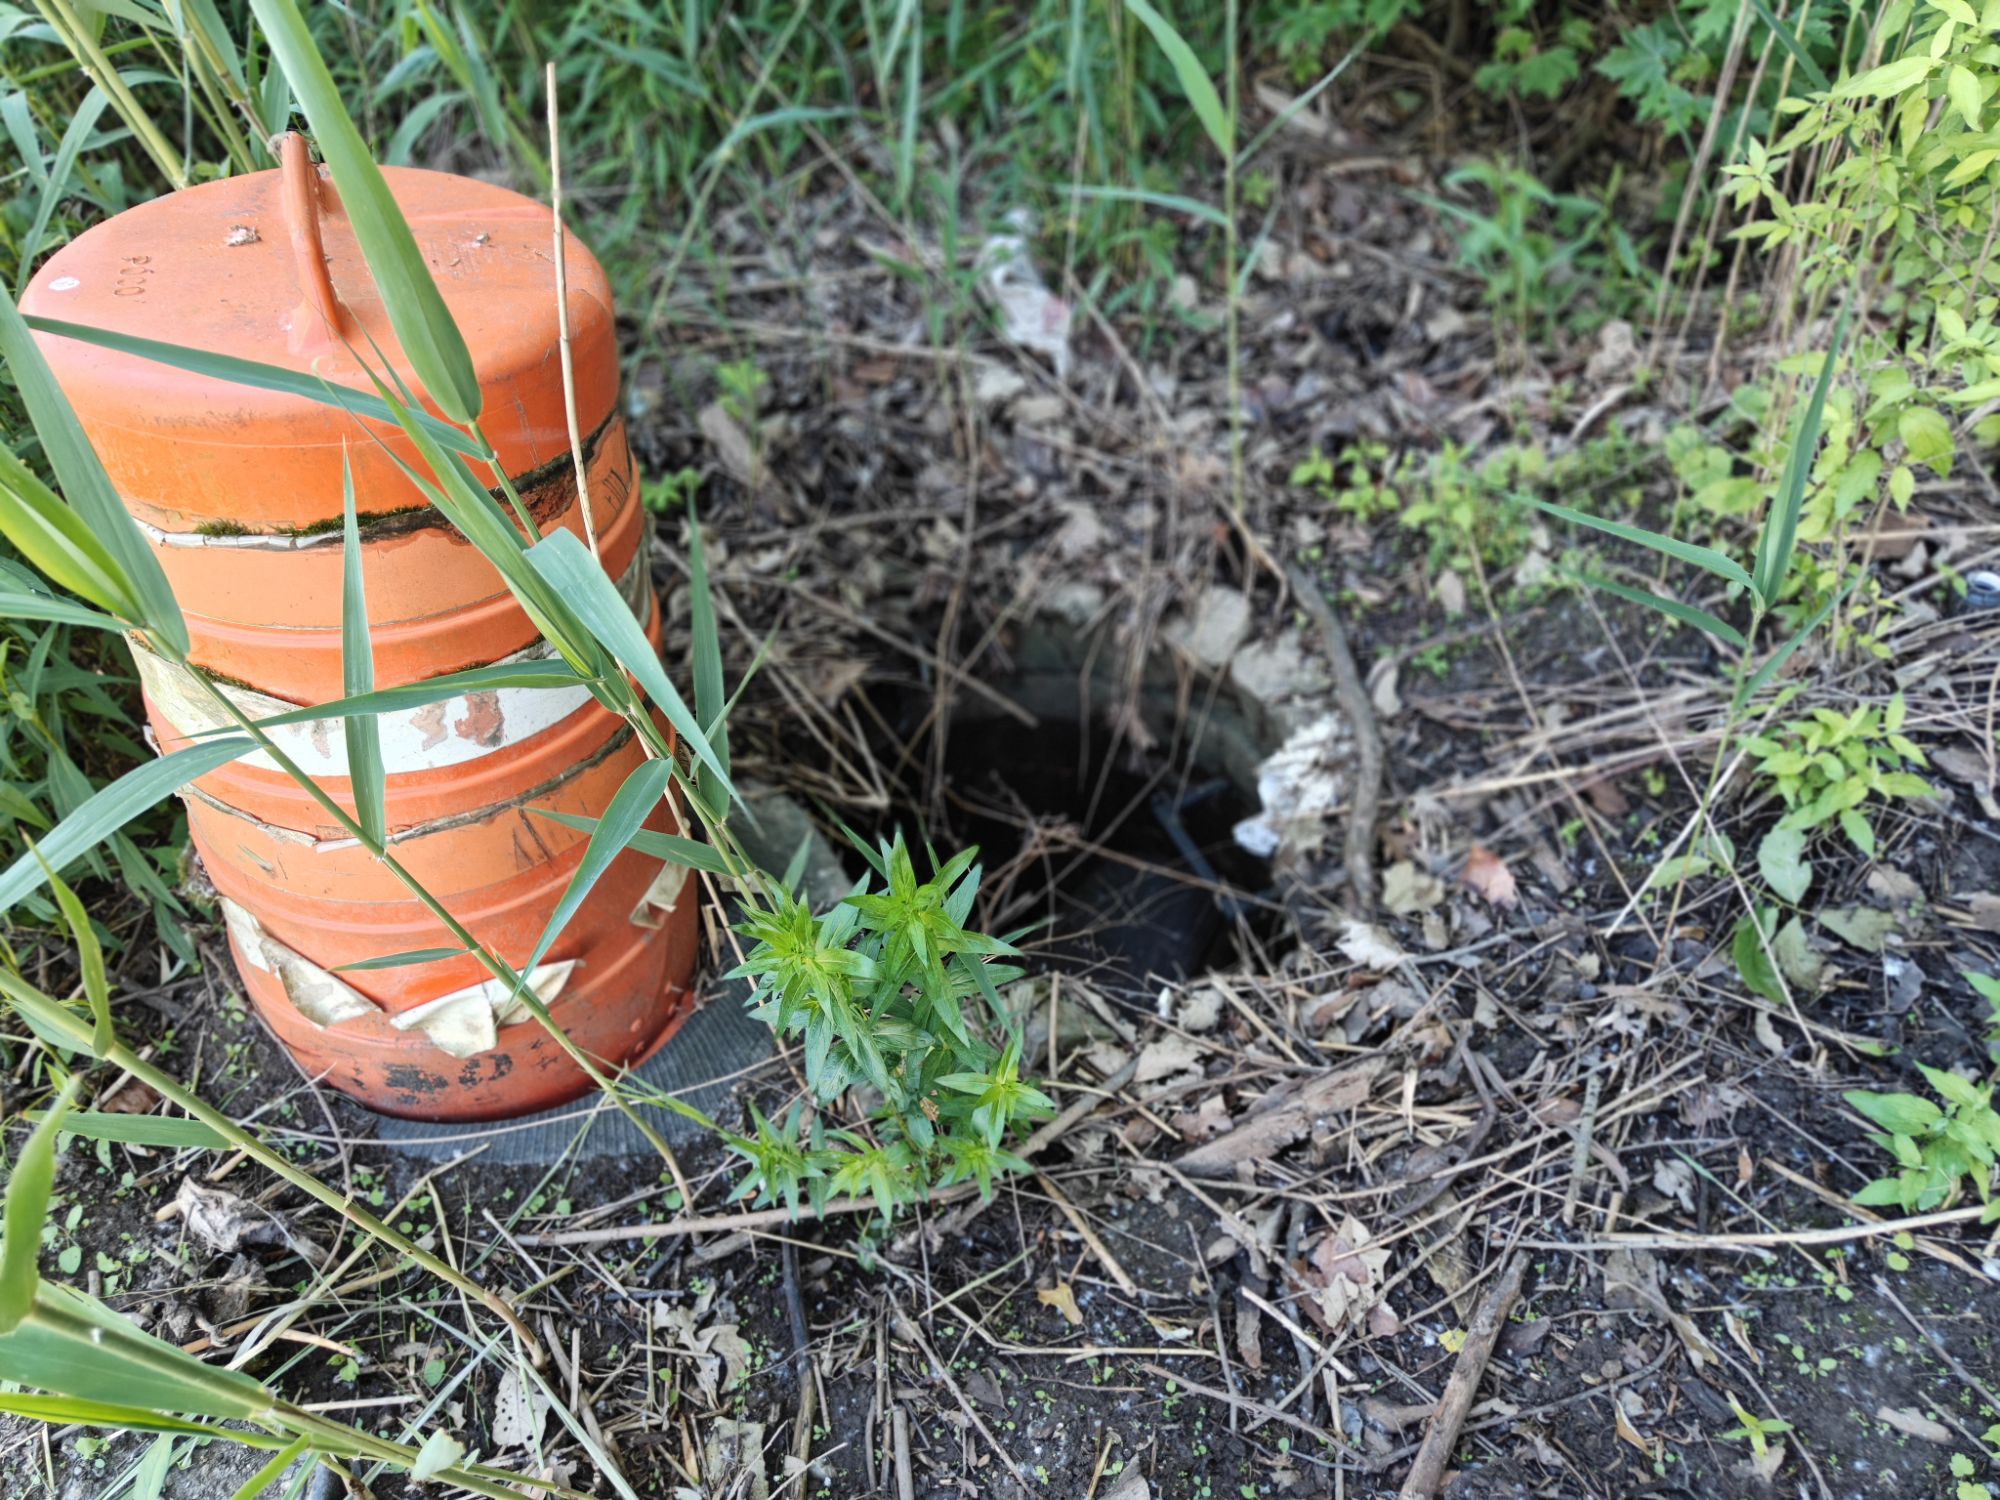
[905,715,1278,996]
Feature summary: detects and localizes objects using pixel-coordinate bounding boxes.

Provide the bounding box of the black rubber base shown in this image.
[371,979,771,1165]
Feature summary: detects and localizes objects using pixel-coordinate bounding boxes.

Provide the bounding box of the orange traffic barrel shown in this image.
[24,134,700,1120]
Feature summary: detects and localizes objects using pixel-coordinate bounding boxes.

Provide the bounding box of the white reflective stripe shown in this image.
[133,642,594,777]
[133,534,653,777]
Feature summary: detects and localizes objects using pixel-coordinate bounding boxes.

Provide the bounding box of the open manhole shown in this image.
[906,709,1278,1001]
[377,603,1291,1162]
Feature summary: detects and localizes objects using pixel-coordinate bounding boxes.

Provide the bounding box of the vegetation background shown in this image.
[1,1,1999,1497]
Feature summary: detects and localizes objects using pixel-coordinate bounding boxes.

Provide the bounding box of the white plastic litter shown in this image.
[980,211,1072,379]
[1233,713,1347,858]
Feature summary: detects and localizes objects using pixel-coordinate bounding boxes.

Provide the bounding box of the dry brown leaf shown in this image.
[1583,776,1631,816]
[1461,844,1520,907]
[1337,919,1407,971]
[1382,859,1445,915]
[698,402,757,486]
[1875,1406,1951,1443]
[1037,1284,1083,1326]
[1957,891,2000,932]
[1135,1033,1203,1085]
[172,1179,327,1267]
[1173,1057,1384,1171]
[1865,866,1924,907]
[1613,1400,1654,1460]
[99,1080,162,1115]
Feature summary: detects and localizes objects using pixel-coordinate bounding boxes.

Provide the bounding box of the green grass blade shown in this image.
[338,454,384,847]
[23,1112,229,1149]
[3,1283,272,1420]
[1744,0,1829,93]
[246,0,482,424]
[524,529,733,798]
[0,299,182,647]
[329,947,468,972]
[1066,184,1230,228]
[24,317,485,455]
[16,88,110,298]
[1238,38,1364,166]
[357,373,599,671]
[1735,574,1858,710]
[35,856,110,1055]
[687,497,728,821]
[0,1079,75,1332]
[1570,570,1747,648]
[0,447,133,615]
[0,1396,248,1441]
[534,810,737,877]
[1122,0,1230,155]
[0,592,123,631]
[521,759,672,979]
[0,736,251,911]
[696,107,855,176]
[228,1435,313,1500]
[1753,313,1847,606]
[1525,495,1755,592]
[0,969,94,1054]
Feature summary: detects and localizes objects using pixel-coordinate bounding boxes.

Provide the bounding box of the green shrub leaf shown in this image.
[1756,826,1813,905]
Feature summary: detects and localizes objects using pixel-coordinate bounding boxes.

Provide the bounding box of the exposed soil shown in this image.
[7,133,2000,1500]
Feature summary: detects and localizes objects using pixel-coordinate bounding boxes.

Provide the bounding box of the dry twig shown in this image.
[1396,1250,1527,1499]
[1286,564,1384,913]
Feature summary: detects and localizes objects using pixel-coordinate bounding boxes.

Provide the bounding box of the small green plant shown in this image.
[1719,1391,1792,1463]
[715,358,768,431]
[1847,1066,2000,1215]
[642,466,702,516]
[1415,160,1629,350]
[1403,441,1544,581]
[729,834,1051,1222]
[1474,15,1589,102]
[1745,693,1933,862]
[1970,971,2000,1058]
[1289,442,1402,523]
[1538,317,1887,1013]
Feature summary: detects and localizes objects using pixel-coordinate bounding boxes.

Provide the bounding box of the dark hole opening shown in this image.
[857,695,1281,1001]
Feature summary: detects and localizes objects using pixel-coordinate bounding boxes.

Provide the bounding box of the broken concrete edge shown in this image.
[1005,583,1350,866]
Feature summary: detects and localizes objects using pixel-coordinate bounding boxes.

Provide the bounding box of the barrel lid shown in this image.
[22,141,617,535]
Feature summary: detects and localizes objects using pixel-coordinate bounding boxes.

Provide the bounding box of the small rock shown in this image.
[1229,632,1331,737]
[1586,318,1637,383]
[1166,587,1253,670]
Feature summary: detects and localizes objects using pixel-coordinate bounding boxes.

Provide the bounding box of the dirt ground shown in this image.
[6,146,2000,1500]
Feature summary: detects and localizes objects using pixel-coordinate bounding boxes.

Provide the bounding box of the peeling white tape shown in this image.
[221,897,377,1028]
[223,894,576,1058]
[632,862,688,928]
[390,960,576,1059]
